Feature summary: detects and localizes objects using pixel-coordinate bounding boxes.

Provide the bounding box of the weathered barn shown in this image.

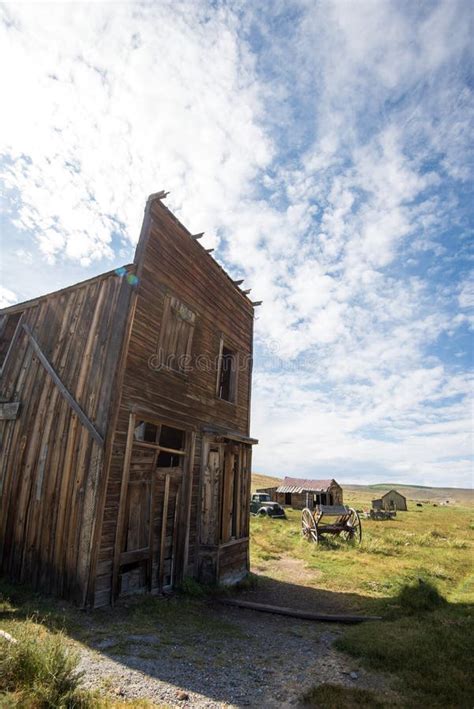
[258,477,343,510]
[372,490,407,511]
[0,192,257,607]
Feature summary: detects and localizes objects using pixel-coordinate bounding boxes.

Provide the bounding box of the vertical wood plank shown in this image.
[170,485,181,587]
[159,473,170,590]
[111,412,136,603]
[182,430,196,575]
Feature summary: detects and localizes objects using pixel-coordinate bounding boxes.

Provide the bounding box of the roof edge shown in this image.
[0,264,134,316]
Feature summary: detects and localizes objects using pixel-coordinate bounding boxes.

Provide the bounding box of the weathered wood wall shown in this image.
[95,199,255,605]
[381,490,407,511]
[0,270,133,604]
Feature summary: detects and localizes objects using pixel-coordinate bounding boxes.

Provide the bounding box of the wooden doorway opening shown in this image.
[112,415,188,600]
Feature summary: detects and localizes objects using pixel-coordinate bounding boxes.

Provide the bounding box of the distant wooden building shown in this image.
[258,477,343,510]
[0,192,257,607]
[372,490,407,511]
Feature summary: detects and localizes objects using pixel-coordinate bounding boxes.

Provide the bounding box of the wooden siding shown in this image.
[95,199,255,604]
[0,194,256,608]
[0,271,133,604]
[380,490,407,511]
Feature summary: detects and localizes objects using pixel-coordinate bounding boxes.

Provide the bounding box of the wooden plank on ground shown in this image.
[219,599,382,624]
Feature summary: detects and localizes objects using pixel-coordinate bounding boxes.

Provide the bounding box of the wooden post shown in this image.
[182,431,196,578]
[170,485,181,586]
[111,412,136,603]
[159,474,170,590]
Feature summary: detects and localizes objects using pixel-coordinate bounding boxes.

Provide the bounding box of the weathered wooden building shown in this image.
[372,490,407,511]
[0,192,257,607]
[258,477,343,510]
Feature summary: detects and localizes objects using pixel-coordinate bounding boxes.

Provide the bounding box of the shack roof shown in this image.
[381,489,406,501]
[276,477,337,494]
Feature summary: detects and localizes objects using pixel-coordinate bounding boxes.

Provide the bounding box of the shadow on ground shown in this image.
[0,574,396,707]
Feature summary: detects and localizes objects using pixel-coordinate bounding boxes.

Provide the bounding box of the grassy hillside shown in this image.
[346,483,473,505]
[251,472,280,492]
[251,473,473,505]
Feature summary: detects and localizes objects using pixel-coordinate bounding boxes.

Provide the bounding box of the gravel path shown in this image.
[77,572,394,707]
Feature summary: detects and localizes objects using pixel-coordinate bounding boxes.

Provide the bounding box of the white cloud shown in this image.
[0,286,17,308]
[0,2,271,264]
[1,0,472,487]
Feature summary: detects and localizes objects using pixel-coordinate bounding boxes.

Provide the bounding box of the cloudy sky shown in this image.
[1,1,473,487]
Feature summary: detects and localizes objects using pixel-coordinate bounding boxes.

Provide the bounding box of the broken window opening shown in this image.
[134,420,186,468]
[218,346,236,402]
[157,451,183,468]
[134,421,159,443]
[159,424,184,451]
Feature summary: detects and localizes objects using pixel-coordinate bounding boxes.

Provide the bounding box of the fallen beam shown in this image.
[219,599,382,624]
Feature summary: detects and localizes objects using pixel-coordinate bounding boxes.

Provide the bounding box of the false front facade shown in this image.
[0,192,257,607]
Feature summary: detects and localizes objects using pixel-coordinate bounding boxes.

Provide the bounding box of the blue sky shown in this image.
[1,0,473,487]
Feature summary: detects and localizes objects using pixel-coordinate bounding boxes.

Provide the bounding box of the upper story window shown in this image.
[157,295,195,374]
[0,312,23,373]
[217,339,237,403]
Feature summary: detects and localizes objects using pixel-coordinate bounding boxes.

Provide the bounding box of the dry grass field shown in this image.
[248,475,473,706]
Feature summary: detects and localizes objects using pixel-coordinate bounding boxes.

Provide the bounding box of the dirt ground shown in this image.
[77,560,395,707]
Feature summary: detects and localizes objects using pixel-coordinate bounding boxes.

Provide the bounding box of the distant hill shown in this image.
[345,483,473,504]
[251,473,473,505]
[251,472,280,492]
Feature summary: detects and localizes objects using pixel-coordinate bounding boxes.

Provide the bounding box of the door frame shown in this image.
[111,411,194,602]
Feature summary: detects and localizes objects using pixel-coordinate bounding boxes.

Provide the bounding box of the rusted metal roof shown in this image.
[276,477,336,493]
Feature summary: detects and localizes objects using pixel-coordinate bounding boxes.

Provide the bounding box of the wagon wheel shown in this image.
[301,508,318,543]
[341,508,362,544]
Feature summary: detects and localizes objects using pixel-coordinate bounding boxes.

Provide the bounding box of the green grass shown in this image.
[300,683,389,708]
[336,599,474,707]
[0,619,90,708]
[250,498,474,606]
[250,494,474,707]
[0,581,240,706]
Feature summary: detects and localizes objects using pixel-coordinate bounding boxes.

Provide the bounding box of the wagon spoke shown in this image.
[301,508,318,543]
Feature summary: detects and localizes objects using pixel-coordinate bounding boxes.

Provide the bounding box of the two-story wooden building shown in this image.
[0,192,257,607]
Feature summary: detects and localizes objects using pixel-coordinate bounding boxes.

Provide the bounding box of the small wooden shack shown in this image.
[372,490,407,511]
[0,192,257,607]
[258,477,343,510]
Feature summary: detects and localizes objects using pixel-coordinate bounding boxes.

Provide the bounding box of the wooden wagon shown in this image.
[301,505,362,544]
